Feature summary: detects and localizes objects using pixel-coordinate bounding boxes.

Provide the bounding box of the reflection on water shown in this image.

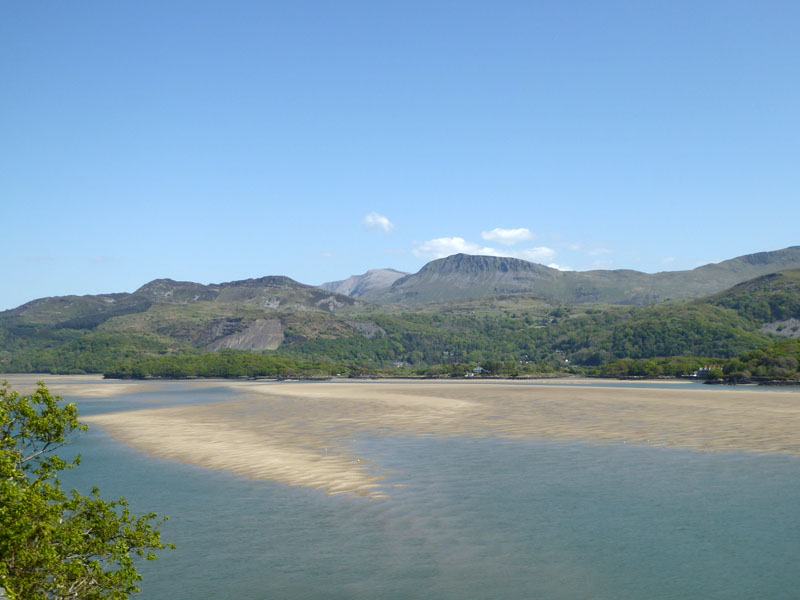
[58,386,800,600]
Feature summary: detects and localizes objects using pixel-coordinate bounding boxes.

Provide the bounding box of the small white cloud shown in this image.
[362,212,395,234]
[548,263,573,271]
[481,227,534,246]
[319,252,334,259]
[588,247,612,256]
[567,243,583,251]
[662,256,676,264]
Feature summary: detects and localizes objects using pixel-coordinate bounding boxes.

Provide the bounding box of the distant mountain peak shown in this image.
[131,275,355,311]
[219,275,309,289]
[134,279,217,302]
[320,268,408,298]
[365,246,800,306]
[418,253,559,276]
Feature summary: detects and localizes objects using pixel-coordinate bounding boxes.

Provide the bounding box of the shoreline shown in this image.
[7,371,797,390]
[11,371,800,393]
[68,379,800,498]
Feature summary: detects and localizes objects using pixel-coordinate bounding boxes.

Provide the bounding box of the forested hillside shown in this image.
[1,264,799,380]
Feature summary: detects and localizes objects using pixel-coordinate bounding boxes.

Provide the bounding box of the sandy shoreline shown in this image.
[0,373,696,393]
[41,378,795,498]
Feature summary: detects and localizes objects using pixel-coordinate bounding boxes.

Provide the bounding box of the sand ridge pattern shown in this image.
[73,380,800,498]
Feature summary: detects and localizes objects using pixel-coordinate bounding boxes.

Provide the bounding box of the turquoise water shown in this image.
[60,384,800,599]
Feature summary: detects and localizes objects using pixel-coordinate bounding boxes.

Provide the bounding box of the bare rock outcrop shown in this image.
[205,318,284,351]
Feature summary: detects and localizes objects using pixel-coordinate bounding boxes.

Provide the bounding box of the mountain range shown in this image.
[331,246,800,305]
[1,245,799,375]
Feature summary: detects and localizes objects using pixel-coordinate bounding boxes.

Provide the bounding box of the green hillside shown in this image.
[2,262,799,379]
[277,301,770,372]
[707,268,800,324]
[365,247,800,306]
[0,276,362,374]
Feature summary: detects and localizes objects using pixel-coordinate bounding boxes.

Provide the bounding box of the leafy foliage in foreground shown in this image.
[0,383,173,599]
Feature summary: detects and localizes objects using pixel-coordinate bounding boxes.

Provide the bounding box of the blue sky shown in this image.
[2,1,799,310]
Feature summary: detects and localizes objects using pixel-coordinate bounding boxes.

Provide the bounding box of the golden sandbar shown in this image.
[77,380,800,498]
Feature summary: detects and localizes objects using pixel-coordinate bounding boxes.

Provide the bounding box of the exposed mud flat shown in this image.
[77,380,800,498]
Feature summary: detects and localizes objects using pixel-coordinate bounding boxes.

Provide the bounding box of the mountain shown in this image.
[0,276,365,371]
[320,269,408,298]
[2,246,800,376]
[364,246,800,306]
[363,255,565,305]
[133,275,360,312]
[266,267,799,374]
[707,268,800,338]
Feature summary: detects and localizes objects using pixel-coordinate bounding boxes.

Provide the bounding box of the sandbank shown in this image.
[0,373,163,398]
[81,380,800,498]
[0,373,247,398]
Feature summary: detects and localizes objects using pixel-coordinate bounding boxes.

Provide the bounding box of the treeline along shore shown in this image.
[99,339,800,385]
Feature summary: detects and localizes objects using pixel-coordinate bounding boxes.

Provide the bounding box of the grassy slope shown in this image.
[2,269,799,375]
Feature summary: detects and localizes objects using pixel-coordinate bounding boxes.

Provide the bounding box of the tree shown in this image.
[0,382,174,599]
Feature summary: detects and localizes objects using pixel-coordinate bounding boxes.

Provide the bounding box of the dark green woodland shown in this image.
[2,249,800,383]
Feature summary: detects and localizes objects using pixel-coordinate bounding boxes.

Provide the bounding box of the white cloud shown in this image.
[481,227,534,246]
[662,256,676,264]
[588,247,612,256]
[362,212,395,234]
[413,237,556,264]
[547,263,573,271]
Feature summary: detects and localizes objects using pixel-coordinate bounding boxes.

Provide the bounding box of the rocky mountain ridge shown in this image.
[320,269,408,298]
[3,246,800,330]
[2,261,800,376]
[362,246,800,305]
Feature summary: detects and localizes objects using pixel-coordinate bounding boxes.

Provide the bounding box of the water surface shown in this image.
[58,382,800,599]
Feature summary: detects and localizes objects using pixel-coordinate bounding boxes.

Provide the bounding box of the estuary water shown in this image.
[57,382,800,600]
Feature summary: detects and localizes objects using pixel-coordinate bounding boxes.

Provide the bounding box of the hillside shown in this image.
[0,276,365,373]
[706,268,800,337]
[2,250,799,376]
[280,269,800,373]
[364,246,800,306]
[133,276,360,311]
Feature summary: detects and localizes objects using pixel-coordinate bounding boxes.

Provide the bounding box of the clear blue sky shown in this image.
[2,1,799,310]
